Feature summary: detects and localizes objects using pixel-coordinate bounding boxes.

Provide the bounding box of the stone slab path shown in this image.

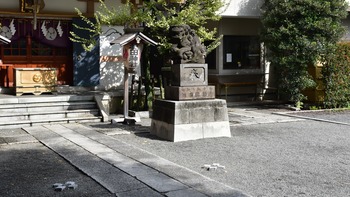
[228,108,303,126]
[23,123,250,197]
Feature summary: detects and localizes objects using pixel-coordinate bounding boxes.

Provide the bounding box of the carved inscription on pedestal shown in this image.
[171,64,208,87]
[165,86,215,100]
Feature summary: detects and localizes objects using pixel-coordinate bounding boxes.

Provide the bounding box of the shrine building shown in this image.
[1,0,350,102]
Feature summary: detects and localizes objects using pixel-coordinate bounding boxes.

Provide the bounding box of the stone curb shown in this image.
[273,111,350,126]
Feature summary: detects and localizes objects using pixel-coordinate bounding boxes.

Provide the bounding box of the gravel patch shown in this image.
[112,119,350,197]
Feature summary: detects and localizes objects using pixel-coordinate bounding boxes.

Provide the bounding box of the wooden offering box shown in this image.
[14,68,57,96]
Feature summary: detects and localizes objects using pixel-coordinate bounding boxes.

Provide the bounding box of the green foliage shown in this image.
[70,1,144,51]
[308,105,321,110]
[323,43,350,108]
[141,45,153,110]
[70,0,224,54]
[261,0,348,106]
[96,1,144,27]
[141,0,223,53]
[69,9,102,51]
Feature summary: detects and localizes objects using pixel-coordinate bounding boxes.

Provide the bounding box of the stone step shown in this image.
[0,94,103,128]
[0,116,102,129]
[0,101,97,113]
[0,95,95,105]
[0,109,100,122]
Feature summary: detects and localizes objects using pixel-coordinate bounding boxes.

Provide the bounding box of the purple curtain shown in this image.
[1,18,72,48]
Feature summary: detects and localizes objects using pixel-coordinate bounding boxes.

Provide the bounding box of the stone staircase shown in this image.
[0,95,105,129]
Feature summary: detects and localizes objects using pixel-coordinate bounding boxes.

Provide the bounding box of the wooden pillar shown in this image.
[123,70,129,118]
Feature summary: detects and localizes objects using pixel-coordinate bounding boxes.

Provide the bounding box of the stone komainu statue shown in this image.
[169,25,206,64]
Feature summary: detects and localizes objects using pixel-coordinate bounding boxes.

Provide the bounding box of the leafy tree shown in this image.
[141,0,223,53]
[70,0,224,110]
[71,0,224,54]
[323,43,350,108]
[261,0,348,107]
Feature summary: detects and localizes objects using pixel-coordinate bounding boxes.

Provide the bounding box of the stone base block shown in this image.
[165,86,215,100]
[151,99,231,142]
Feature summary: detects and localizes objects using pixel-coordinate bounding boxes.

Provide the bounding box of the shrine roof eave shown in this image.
[110,32,158,46]
[0,35,11,45]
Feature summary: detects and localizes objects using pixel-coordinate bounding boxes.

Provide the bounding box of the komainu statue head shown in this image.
[169,25,206,64]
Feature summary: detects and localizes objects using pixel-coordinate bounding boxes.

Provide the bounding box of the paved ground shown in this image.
[0,142,114,197]
[1,104,350,197]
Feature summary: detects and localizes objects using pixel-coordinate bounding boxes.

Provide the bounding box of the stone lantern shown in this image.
[110,31,157,123]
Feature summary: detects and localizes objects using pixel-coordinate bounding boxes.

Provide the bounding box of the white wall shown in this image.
[99,25,125,90]
[220,0,350,17]
[0,1,18,9]
[44,0,123,14]
[42,1,87,13]
[101,0,123,9]
[220,0,263,17]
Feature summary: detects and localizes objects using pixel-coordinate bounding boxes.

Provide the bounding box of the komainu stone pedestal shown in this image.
[151,99,231,142]
[165,85,215,100]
